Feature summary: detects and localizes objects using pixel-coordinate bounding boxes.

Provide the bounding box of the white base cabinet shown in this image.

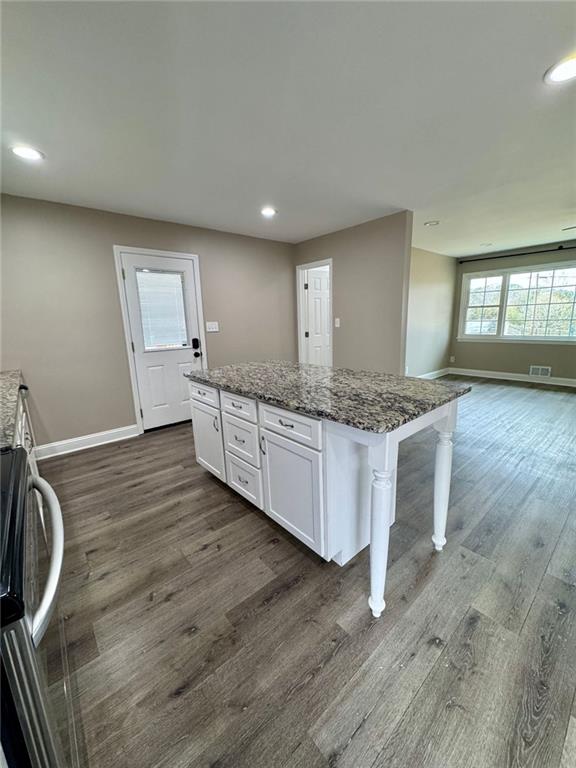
[190,384,380,565]
[225,452,263,509]
[190,385,327,559]
[260,428,324,557]
[191,400,226,482]
[190,385,373,565]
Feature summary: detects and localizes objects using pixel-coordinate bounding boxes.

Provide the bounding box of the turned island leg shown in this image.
[368,438,398,618]
[432,401,457,552]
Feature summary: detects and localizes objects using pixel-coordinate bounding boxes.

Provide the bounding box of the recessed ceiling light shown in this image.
[424,220,439,227]
[11,145,45,161]
[261,206,277,219]
[544,54,576,84]
[480,243,493,247]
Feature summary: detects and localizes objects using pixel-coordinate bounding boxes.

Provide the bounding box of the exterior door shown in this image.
[120,250,205,430]
[301,264,332,366]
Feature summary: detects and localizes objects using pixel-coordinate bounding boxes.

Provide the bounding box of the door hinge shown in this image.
[121,267,126,280]
[304,282,308,290]
[140,407,143,418]
[305,331,309,338]
[131,340,135,353]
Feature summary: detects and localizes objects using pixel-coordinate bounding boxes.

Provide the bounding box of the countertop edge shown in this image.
[184,370,471,435]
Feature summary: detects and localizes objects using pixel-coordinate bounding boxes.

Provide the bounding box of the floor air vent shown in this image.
[529,365,552,377]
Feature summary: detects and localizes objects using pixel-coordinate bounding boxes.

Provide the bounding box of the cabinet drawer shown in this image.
[189,382,220,408]
[259,404,321,450]
[226,452,263,510]
[222,413,260,468]
[221,391,257,423]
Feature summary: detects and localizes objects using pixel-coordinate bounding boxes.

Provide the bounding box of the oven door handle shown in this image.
[31,475,64,647]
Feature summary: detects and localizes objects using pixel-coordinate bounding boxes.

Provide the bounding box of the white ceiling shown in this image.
[2,2,575,256]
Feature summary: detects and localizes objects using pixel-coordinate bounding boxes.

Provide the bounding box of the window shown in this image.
[136,268,189,350]
[464,275,503,336]
[459,262,576,342]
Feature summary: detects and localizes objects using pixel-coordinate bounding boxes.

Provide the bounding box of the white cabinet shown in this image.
[260,428,324,557]
[189,383,220,408]
[191,400,226,481]
[225,452,263,510]
[222,412,260,468]
[189,386,326,559]
[259,403,322,450]
[221,391,257,423]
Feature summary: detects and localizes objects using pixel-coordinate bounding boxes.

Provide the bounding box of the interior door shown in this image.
[303,265,331,366]
[121,251,204,430]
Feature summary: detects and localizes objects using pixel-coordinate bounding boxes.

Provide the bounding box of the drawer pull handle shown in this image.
[231,402,243,410]
[198,389,207,396]
[234,435,246,444]
[278,418,294,429]
[237,475,249,485]
[213,416,219,432]
[260,436,266,455]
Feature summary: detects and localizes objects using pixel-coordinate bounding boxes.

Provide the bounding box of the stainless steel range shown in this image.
[1,445,81,768]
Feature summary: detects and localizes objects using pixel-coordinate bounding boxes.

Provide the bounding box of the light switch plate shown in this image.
[206,321,220,333]
[334,318,340,328]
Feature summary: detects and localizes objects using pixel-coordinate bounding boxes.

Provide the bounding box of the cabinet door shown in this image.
[261,429,324,557]
[191,401,226,481]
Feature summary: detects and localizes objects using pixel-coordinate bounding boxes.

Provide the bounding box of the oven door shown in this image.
[2,469,81,768]
[28,473,82,768]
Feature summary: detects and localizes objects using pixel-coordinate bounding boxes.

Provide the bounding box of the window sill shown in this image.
[456,336,576,345]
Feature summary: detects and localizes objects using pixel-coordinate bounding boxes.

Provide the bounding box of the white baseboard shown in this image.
[417,368,450,380]
[36,424,140,460]
[446,367,576,388]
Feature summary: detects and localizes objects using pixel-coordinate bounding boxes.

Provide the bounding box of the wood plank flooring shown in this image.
[40,377,576,768]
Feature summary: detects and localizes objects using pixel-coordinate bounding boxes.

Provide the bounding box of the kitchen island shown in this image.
[185,362,470,617]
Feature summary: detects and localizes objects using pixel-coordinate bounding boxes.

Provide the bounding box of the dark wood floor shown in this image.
[41,377,576,768]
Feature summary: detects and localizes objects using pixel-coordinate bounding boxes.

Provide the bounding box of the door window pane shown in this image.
[136,269,189,350]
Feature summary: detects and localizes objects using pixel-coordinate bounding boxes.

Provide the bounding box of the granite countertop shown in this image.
[185,362,470,434]
[0,370,23,448]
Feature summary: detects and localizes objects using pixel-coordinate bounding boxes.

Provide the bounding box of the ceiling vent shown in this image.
[529,365,552,377]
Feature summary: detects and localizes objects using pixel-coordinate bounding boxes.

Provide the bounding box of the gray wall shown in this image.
[294,212,413,374]
[1,195,297,444]
[451,248,576,379]
[406,247,457,376]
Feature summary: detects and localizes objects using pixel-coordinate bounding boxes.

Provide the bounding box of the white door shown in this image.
[300,264,332,366]
[191,401,226,481]
[120,250,205,429]
[260,428,325,557]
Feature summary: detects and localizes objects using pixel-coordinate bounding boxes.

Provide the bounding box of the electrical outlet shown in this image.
[334,317,340,328]
[206,321,220,333]
[449,356,455,363]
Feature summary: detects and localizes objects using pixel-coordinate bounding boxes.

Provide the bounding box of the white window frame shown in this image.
[457,260,576,344]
